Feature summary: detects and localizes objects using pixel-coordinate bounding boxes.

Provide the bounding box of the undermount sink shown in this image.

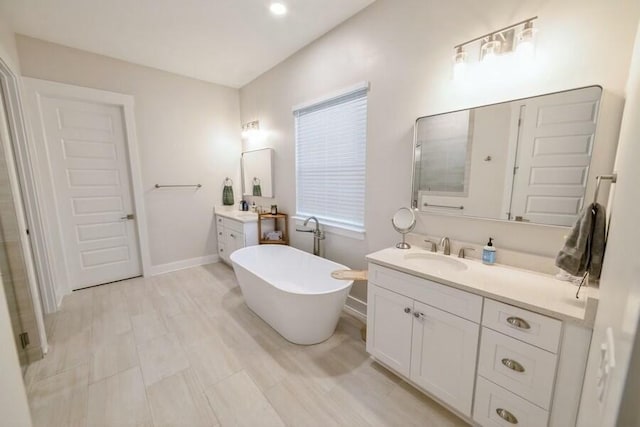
[403,252,468,272]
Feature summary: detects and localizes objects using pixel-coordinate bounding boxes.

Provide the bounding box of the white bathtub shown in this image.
[230,245,354,345]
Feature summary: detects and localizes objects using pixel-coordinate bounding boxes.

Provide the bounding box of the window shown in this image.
[294,84,368,232]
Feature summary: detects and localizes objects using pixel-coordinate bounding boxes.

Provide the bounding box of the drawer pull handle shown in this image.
[404,307,412,314]
[496,408,518,424]
[506,316,531,330]
[501,358,525,373]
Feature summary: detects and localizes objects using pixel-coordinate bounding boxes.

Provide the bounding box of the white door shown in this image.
[366,284,413,377]
[34,94,141,290]
[509,86,602,226]
[409,301,479,417]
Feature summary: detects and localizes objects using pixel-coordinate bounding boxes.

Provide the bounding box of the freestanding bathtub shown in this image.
[229,245,354,345]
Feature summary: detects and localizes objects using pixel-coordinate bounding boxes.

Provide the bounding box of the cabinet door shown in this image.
[224,229,245,256]
[410,301,479,417]
[366,284,414,377]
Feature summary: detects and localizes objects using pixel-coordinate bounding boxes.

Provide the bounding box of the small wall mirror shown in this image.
[412,86,611,227]
[242,148,274,198]
[392,207,416,249]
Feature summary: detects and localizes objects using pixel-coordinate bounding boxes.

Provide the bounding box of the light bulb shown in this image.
[452,47,467,80]
[481,38,502,64]
[516,21,537,62]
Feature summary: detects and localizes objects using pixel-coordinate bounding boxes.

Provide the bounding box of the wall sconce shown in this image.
[241,120,260,139]
[452,17,538,79]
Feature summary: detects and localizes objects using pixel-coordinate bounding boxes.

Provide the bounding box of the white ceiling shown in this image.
[0,0,375,88]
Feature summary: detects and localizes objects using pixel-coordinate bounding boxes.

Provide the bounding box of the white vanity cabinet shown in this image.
[366,260,592,427]
[215,214,258,264]
[367,264,482,417]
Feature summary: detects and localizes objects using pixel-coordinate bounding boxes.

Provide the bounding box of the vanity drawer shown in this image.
[478,327,557,410]
[368,263,482,323]
[474,376,549,427]
[482,299,562,353]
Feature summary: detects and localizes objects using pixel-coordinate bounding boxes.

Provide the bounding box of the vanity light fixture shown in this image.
[241,120,260,139]
[452,17,538,77]
[269,2,287,16]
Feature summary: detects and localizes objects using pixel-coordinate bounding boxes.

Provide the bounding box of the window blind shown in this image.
[294,87,367,229]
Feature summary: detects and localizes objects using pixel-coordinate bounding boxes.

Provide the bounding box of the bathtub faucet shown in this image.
[296,216,325,256]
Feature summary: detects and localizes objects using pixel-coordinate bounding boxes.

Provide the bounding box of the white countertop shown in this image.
[366,247,599,328]
[214,207,258,223]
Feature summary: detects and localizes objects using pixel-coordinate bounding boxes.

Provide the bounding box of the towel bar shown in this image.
[154,184,202,188]
[423,202,464,210]
[592,174,617,204]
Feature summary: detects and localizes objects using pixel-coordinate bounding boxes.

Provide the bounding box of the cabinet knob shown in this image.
[404,307,411,314]
[496,408,518,424]
[506,316,531,330]
[501,358,525,373]
[413,312,425,320]
[230,233,236,238]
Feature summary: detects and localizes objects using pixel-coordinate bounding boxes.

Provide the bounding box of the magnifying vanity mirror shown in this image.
[242,148,274,198]
[411,85,613,227]
[392,207,416,249]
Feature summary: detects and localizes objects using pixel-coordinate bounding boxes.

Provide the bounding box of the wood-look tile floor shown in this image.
[25,262,468,427]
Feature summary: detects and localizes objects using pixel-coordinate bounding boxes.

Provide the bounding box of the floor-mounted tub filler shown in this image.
[230,245,353,345]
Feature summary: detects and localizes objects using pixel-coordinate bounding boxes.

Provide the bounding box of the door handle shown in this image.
[120,214,135,220]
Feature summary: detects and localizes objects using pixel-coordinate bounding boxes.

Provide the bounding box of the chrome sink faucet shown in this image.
[440,237,451,255]
[295,216,325,256]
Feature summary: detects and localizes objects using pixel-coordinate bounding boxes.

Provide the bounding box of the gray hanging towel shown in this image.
[555,202,606,279]
[222,178,234,206]
[252,177,262,197]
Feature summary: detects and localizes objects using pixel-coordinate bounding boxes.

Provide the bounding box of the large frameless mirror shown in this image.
[411,86,608,227]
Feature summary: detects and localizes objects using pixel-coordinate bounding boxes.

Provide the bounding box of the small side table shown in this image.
[258,213,289,245]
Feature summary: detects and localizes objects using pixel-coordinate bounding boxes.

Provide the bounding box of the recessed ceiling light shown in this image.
[270,2,287,16]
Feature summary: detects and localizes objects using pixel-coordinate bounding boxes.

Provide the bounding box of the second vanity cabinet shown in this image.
[367,264,482,417]
[366,259,592,427]
[215,214,258,264]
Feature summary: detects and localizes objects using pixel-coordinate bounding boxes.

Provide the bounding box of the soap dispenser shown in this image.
[482,238,496,265]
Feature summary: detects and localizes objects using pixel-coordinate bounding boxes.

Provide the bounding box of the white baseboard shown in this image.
[149,254,220,276]
[344,295,367,320]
